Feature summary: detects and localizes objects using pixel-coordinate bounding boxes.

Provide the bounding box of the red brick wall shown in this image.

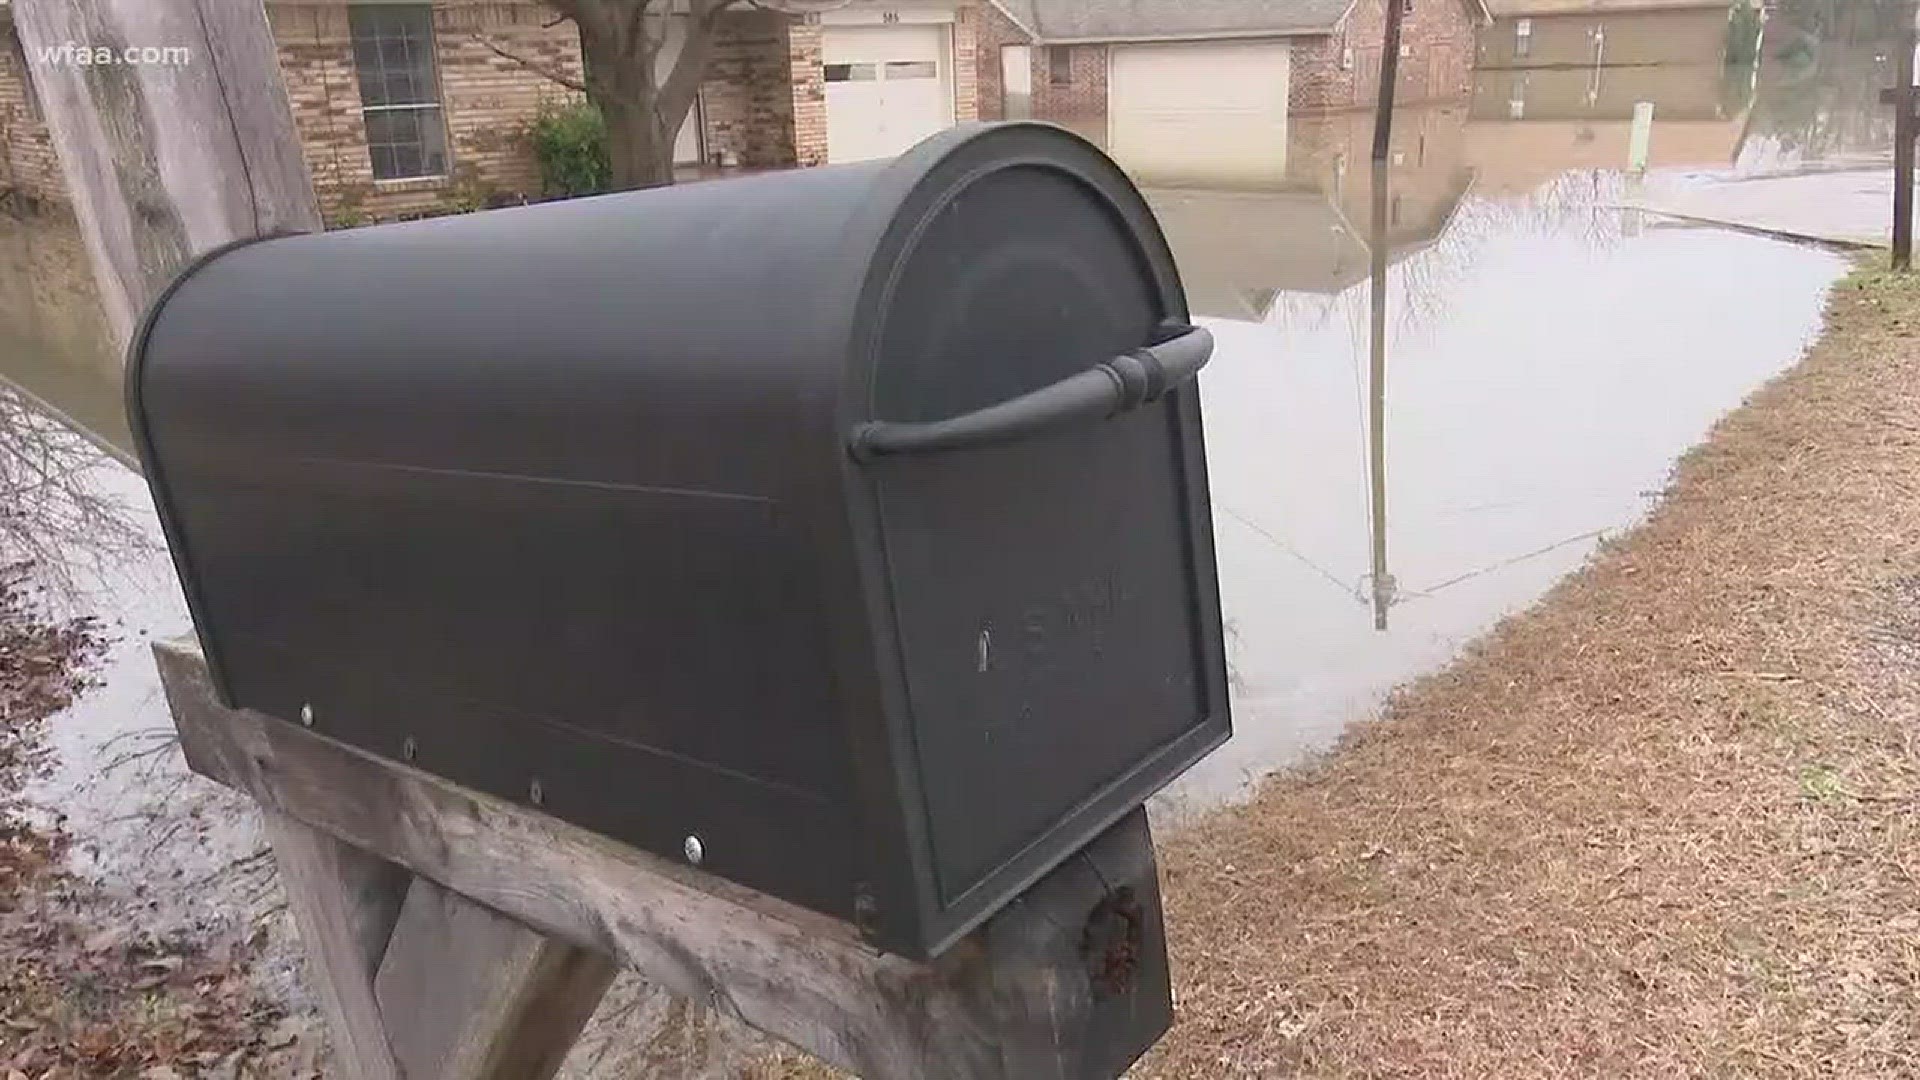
[973,1,1022,121]
[702,10,804,169]
[952,4,981,123]
[975,0,1113,147]
[972,4,1106,145]
[0,24,64,204]
[787,18,826,167]
[1293,0,1479,113]
[1036,44,1108,145]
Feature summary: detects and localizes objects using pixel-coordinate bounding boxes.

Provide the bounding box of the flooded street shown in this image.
[0,29,1892,900]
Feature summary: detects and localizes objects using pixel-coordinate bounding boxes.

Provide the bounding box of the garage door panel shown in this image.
[827,25,944,64]
[825,25,955,164]
[1110,41,1291,188]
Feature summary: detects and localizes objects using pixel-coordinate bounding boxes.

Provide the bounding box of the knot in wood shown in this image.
[1080,884,1143,997]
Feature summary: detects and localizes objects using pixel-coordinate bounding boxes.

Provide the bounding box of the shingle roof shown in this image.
[991,0,1361,43]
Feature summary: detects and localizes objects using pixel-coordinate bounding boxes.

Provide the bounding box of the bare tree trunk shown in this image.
[557,0,737,193]
[585,30,676,190]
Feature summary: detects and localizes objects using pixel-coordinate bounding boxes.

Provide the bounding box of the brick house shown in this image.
[1477,0,1734,70]
[0,4,58,207]
[1,0,981,222]
[974,0,1490,184]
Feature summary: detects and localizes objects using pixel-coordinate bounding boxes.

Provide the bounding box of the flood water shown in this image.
[0,28,1887,878]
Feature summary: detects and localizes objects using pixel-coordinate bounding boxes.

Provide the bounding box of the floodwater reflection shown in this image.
[0,44,1882,813]
[1135,51,1857,802]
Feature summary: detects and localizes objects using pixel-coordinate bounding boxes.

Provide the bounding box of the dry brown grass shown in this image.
[1142,263,1920,1078]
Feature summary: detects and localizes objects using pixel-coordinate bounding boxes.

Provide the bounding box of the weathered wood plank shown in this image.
[972,814,1173,1078]
[262,811,411,1080]
[156,637,1173,1079]
[374,877,618,1080]
[11,0,319,347]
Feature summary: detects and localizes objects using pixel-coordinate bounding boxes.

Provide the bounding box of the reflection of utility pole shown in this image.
[1886,2,1918,271]
[1368,0,1407,632]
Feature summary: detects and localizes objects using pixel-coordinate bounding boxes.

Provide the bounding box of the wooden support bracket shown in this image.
[155,638,1173,1078]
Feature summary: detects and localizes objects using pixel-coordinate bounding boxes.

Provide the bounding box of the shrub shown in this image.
[530,100,611,199]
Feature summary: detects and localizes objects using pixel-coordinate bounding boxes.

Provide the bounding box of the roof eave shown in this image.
[983,0,1040,39]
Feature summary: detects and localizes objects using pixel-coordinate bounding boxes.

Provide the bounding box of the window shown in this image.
[349,5,448,181]
[825,63,878,82]
[1515,17,1533,58]
[884,61,938,80]
[1048,45,1074,87]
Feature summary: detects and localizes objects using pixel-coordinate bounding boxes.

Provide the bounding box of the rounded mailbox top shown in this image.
[128,121,1190,461]
[835,123,1190,429]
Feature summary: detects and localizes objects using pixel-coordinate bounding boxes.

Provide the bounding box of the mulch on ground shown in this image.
[1140,263,1920,1076]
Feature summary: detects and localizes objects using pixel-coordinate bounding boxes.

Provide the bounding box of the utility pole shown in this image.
[1368,0,1408,631]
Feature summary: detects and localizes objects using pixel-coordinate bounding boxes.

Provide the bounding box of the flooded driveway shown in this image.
[0,47,1878,856]
[1177,205,1838,803]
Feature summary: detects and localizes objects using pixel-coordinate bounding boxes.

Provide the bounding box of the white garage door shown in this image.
[1110,41,1291,187]
[825,25,954,164]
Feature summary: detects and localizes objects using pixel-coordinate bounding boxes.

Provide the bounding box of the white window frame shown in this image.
[349,3,451,183]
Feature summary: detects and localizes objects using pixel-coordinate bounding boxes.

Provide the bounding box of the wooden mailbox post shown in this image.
[154,639,1170,1079]
[20,1,1177,1075]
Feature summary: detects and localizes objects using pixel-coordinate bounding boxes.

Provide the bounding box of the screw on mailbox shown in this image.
[684,835,705,866]
[299,703,314,727]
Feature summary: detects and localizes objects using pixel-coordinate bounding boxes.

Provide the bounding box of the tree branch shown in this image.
[659,4,732,127]
[545,0,610,45]
[466,30,586,93]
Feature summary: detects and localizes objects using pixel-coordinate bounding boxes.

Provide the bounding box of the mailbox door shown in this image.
[853,136,1230,950]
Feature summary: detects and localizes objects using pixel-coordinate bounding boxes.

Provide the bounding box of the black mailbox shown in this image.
[128,123,1230,959]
